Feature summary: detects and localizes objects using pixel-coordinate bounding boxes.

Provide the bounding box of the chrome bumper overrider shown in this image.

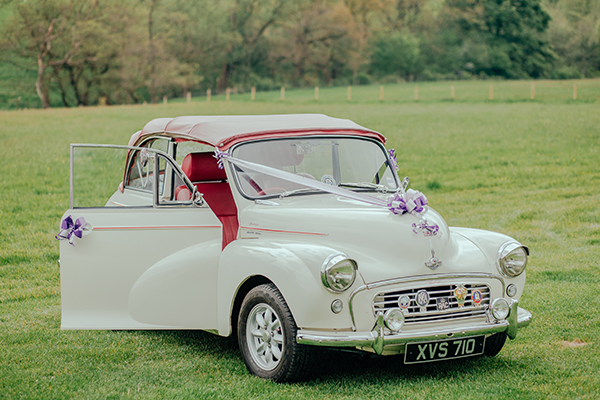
[297,302,532,355]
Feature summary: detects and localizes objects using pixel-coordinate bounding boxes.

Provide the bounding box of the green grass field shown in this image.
[1,81,600,399]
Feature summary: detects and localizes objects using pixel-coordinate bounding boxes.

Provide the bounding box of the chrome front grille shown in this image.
[372,283,491,325]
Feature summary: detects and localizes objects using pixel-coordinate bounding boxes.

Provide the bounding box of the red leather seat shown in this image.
[177,152,239,249]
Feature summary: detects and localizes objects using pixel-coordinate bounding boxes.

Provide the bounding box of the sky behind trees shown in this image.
[0,0,598,109]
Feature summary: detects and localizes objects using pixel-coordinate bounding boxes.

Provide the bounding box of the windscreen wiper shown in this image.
[339,182,388,193]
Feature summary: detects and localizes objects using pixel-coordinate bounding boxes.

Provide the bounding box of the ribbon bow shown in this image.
[388,149,399,172]
[387,189,429,215]
[214,148,227,170]
[412,221,440,236]
[55,215,91,246]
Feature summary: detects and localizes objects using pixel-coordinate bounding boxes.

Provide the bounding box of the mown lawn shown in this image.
[1,82,599,399]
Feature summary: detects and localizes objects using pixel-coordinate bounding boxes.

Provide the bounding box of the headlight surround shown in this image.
[321,253,357,293]
[497,241,529,277]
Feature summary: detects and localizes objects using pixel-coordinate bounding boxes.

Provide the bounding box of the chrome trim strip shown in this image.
[348,273,506,331]
[69,145,74,209]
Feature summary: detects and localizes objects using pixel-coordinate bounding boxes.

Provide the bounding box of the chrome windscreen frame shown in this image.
[227,135,401,202]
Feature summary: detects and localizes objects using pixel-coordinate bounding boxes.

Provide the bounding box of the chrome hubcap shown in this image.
[246,303,283,371]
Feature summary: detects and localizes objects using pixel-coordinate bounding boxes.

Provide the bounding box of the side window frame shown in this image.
[69,144,199,209]
[125,137,171,193]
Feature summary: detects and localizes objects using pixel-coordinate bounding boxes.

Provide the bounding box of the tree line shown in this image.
[0,0,598,109]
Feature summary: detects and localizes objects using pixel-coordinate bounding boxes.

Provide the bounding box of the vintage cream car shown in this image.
[58,114,531,382]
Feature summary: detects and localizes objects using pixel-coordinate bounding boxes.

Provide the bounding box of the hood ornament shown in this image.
[413,218,443,270]
[425,246,442,270]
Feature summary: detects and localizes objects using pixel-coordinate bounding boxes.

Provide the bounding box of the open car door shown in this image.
[59,145,222,330]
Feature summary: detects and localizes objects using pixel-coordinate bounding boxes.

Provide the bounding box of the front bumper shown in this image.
[297,302,532,355]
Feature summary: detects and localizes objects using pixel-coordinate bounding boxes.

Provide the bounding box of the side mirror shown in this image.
[192,187,204,207]
[402,176,410,191]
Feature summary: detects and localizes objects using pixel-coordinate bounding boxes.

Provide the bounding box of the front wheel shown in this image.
[484,332,507,357]
[237,283,315,382]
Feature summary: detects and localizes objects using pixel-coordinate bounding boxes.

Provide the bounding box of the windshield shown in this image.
[231,137,398,197]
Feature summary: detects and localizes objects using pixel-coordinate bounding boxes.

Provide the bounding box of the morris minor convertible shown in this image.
[58,114,531,382]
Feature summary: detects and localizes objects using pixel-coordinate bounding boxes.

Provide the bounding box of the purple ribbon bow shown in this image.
[213,149,227,170]
[388,148,399,172]
[387,189,429,215]
[412,221,440,236]
[55,215,90,246]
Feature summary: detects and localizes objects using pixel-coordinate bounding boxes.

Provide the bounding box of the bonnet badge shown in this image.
[472,289,483,306]
[415,290,430,313]
[398,295,411,311]
[454,285,467,308]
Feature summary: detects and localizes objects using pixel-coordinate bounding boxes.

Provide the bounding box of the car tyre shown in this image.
[238,283,315,382]
[484,332,507,357]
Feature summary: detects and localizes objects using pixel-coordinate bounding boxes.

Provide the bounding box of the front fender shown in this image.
[451,227,527,301]
[217,240,362,336]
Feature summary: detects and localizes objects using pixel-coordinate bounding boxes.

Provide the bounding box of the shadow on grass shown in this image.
[138,329,527,383]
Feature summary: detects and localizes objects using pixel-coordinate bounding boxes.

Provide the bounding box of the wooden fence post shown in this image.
[414,85,419,101]
[186,91,191,103]
[573,84,577,100]
[347,86,352,101]
[251,87,256,101]
[280,86,285,101]
[207,89,211,102]
[163,96,168,105]
[451,85,455,100]
[226,88,231,101]
[315,86,319,101]
[530,83,535,100]
[489,85,494,100]
[379,85,384,101]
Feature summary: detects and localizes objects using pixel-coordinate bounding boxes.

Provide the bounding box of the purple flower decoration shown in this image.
[412,221,440,236]
[213,148,227,169]
[55,215,91,246]
[387,189,429,215]
[388,148,399,171]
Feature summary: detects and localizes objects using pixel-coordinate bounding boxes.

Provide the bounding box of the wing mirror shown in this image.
[402,176,410,191]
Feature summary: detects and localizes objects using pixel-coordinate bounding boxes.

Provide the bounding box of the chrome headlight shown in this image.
[491,298,510,320]
[321,253,357,293]
[497,241,529,277]
[384,308,405,332]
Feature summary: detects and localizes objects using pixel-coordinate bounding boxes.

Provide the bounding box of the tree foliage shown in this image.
[0,0,597,108]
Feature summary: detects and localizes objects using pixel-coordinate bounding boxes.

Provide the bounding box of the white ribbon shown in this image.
[216,151,396,208]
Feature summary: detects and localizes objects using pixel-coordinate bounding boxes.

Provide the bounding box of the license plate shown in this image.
[404,335,486,364]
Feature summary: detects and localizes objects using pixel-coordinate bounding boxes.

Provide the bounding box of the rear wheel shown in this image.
[237,283,315,382]
[484,332,507,357]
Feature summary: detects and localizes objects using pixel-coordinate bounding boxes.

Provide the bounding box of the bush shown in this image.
[551,66,583,80]
[355,72,371,85]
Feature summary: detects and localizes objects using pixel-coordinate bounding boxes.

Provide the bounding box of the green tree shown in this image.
[544,0,600,77]
[270,0,361,86]
[370,31,421,80]
[445,0,556,78]
[0,0,102,108]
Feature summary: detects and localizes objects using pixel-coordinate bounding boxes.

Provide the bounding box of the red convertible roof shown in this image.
[129,114,386,150]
